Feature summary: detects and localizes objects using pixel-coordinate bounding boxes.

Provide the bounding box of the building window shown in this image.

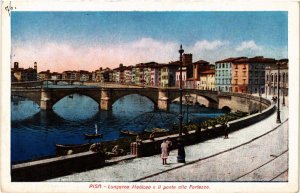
[235,71,238,77]
[271,74,273,82]
[243,71,246,77]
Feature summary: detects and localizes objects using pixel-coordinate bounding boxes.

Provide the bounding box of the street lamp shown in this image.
[276,62,281,123]
[259,84,262,113]
[177,44,185,163]
[282,74,285,106]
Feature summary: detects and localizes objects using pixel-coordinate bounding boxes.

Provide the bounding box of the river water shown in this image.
[11,94,225,163]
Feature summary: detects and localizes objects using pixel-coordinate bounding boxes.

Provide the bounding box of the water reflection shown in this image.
[53,94,99,121]
[11,94,224,163]
[11,96,40,121]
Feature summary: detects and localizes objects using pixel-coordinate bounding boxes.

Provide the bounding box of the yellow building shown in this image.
[199,69,215,90]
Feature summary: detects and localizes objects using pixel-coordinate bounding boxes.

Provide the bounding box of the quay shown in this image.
[46,97,289,182]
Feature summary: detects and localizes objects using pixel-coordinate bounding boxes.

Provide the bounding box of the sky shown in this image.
[11,11,288,73]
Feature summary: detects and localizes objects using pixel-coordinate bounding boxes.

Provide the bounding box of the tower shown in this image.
[14,62,19,69]
[183,54,192,66]
[34,62,37,71]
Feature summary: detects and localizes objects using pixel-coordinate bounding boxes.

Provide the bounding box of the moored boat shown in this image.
[120,130,139,136]
[84,133,102,139]
[55,143,92,155]
[144,128,170,133]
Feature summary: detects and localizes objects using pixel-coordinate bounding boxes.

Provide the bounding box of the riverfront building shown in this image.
[38,70,52,80]
[150,63,161,87]
[186,60,211,89]
[161,61,180,87]
[51,72,62,80]
[11,62,38,82]
[215,57,244,92]
[232,56,276,94]
[199,69,215,90]
[265,59,288,97]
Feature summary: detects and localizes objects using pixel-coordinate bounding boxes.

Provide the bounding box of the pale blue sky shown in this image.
[11,11,288,72]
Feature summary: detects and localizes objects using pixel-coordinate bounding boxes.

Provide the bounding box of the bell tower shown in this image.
[34,62,37,71]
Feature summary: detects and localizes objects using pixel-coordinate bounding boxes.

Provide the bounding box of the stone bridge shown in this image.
[11,86,269,113]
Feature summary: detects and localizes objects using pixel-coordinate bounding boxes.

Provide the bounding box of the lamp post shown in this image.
[259,84,262,113]
[177,45,185,163]
[276,62,281,123]
[282,75,285,106]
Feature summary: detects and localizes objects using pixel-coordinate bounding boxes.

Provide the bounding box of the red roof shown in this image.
[193,60,209,64]
[200,69,215,74]
[215,57,247,63]
[233,56,276,64]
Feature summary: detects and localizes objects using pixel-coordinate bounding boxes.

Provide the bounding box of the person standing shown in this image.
[166,137,172,155]
[224,122,229,139]
[161,140,168,165]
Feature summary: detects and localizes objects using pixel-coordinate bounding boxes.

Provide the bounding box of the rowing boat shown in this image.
[84,133,103,139]
[120,130,139,136]
[55,143,92,155]
[144,128,170,133]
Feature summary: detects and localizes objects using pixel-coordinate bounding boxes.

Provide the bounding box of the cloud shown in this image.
[12,38,287,72]
[190,40,229,52]
[12,38,178,72]
[236,40,262,52]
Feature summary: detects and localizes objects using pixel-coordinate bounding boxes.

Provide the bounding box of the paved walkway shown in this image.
[48,97,289,182]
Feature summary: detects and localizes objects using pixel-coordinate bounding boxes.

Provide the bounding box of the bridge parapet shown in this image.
[11,81,43,88]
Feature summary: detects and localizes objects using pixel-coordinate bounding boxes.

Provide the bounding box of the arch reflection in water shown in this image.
[112,94,154,119]
[11,96,40,121]
[53,94,99,121]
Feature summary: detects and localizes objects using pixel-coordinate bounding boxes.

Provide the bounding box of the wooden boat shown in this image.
[144,128,170,133]
[55,143,92,155]
[120,130,139,136]
[84,133,102,139]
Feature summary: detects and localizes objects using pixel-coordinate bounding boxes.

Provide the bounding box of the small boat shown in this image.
[144,128,170,133]
[120,130,139,136]
[84,133,102,139]
[55,143,92,155]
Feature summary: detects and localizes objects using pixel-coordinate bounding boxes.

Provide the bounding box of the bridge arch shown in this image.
[221,106,231,112]
[51,92,99,107]
[110,93,157,108]
[167,90,218,109]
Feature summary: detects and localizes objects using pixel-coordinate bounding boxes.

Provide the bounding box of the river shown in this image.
[11,94,225,163]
